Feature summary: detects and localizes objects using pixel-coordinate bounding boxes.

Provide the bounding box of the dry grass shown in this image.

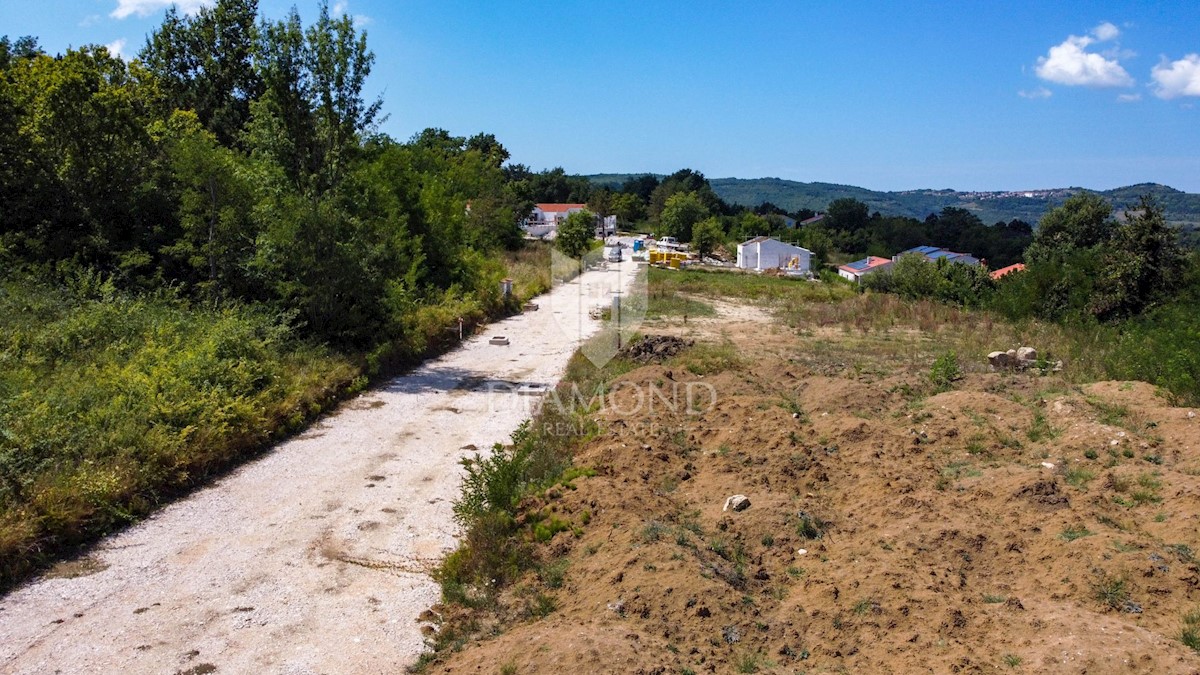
[782,291,1139,391]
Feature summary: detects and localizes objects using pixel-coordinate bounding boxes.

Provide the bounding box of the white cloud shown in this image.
[1151,54,1200,99]
[1019,86,1053,99]
[1092,21,1120,42]
[1035,22,1133,88]
[110,0,212,20]
[105,38,127,60]
[328,1,370,28]
[1117,93,1141,102]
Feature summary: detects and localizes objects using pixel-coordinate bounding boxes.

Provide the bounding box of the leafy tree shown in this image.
[794,224,833,266]
[1025,193,1113,264]
[754,201,789,216]
[4,46,163,267]
[609,192,644,227]
[556,209,594,259]
[826,198,870,232]
[249,7,315,191]
[621,174,659,202]
[729,211,770,242]
[0,35,42,69]
[306,0,382,193]
[691,217,725,258]
[465,132,509,168]
[156,110,256,297]
[140,0,262,146]
[659,191,709,242]
[1092,197,1186,320]
[410,127,465,159]
[1016,193,1184,321]
[649,169,723,221]
[587,187,613,217]
[865,254,994,307]
[512,167,591,204]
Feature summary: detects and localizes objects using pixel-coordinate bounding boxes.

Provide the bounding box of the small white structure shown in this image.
[736,237,812,273]
[598,215,617,237]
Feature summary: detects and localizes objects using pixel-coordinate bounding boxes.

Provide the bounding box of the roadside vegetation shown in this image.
[1,2,581,589]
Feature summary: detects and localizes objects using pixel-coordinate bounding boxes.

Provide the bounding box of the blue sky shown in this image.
[4,1,1200,192]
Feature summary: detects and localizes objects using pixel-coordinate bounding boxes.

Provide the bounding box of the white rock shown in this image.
[1041,462,1055,469]
[796,549,808,556]
[723,494,751,512]
[1017,347,1037,362]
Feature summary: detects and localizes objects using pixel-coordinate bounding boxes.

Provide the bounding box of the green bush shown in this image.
[929,351,962,393]
[0,277,357,589]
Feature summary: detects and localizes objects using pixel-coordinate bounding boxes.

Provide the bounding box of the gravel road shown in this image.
[0,259,641,675]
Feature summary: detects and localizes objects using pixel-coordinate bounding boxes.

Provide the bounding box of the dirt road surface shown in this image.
[0,260,641,675]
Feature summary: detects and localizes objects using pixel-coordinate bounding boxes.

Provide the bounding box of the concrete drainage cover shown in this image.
[462,379,549,395]
[488,336,510,345]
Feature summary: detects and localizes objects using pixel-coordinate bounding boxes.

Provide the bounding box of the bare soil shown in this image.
[0,262,640,675]
[427,296,1200,674]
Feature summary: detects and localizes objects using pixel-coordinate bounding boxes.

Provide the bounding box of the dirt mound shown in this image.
[623,334,694,362]
[425,311,1200,674]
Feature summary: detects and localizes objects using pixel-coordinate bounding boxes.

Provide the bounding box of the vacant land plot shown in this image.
[420,273,1200,674]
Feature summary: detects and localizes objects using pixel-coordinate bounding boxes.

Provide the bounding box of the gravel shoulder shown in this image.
[0,260,641,675]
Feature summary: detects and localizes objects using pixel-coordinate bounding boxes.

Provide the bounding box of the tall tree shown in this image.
[140,0,262,146]
[691,217,725,258]
[157,110,256,297]
[826,198,870,232]
[556,210,595,259]
[659,191,709,242]
[648,169,722,221]
[1093,196,1186,320]
[5,46,160,266]
[464,132,509,168]
[306,0,381,193]
[249,7,315,190]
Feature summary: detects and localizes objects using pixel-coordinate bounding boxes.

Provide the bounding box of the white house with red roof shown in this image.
[523,203,588,238]
[838,256,893,283]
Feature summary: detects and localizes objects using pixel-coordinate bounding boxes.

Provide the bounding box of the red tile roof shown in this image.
[990,263,1026,280]
[838,256,892,274]
[535,203,587,212]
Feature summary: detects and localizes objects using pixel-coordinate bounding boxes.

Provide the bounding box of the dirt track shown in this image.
[0,261,641,675]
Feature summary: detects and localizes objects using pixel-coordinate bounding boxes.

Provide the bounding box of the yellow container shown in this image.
[669,258,681,269]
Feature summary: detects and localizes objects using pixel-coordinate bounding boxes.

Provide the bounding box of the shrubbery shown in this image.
[863,254,995,307]
[0,275,358,588]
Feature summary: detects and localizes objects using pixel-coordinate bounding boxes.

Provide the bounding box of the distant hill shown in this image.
[583,174,1200,227]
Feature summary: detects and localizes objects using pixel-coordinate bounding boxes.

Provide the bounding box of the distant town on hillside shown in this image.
[585,175,1200,229]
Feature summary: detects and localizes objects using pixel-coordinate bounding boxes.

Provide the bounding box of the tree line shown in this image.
[0,0,627,353]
